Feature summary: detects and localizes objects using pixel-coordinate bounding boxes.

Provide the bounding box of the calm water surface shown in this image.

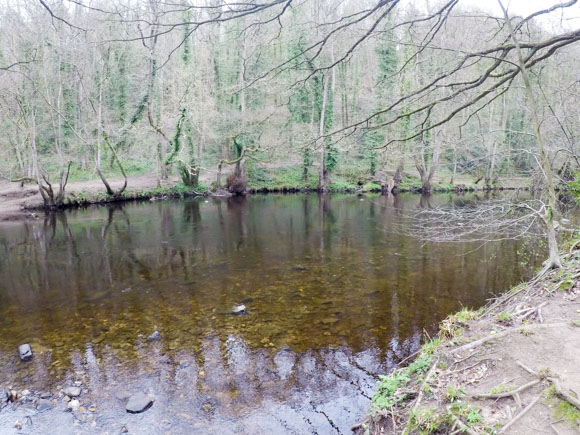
[0,193,539,434]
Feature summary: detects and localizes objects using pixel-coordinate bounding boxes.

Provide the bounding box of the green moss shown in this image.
[555,401,580,424]
[489,383,515,395]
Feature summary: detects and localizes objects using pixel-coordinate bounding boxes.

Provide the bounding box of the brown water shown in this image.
[0,193,539,434]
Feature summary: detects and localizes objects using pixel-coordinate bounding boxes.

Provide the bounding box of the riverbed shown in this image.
[0,193,540,434]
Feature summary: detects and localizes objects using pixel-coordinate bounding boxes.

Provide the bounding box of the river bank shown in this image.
[355,246,580,434]
[0,173,527,222]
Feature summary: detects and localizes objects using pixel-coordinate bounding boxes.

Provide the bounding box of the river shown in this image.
[0,193,540,434]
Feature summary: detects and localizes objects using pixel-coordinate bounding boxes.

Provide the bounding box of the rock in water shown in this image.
[147,330,162,341]
[37,399,51,411]
[64,386,82,398]
[67,399,80,411]
[18,344,32,361]
[126,392,153,414]
[231,304,246,315]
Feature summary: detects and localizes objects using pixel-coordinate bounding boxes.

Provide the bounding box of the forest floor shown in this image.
[355,248,580,434]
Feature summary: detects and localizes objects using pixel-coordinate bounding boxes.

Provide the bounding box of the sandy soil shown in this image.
[357,255,580,434]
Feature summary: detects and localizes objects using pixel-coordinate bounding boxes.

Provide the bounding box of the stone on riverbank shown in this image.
[18,344,32,361]
[64,386,81,398]
[126,392,153,414]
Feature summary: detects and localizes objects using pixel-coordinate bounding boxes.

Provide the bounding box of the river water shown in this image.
[0,193,539,434]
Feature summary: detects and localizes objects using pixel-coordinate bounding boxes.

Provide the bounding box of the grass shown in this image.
[370,338,440,412]
[408,403,483,434]
[245,164,381,192]
[438,307,479,341]
[496,312,511,323]
[63,182,209,208]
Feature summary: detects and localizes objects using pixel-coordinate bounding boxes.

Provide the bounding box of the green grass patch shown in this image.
[496,312,511,323]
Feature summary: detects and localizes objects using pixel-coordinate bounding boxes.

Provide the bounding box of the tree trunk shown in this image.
[318,75,329,192]
[499,0,561,269]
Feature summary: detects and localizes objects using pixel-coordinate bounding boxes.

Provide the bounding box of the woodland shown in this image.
[0,0,579,264]
[2,3,580,433]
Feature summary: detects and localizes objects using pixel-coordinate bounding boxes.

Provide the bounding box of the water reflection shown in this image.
[0,194,537,433]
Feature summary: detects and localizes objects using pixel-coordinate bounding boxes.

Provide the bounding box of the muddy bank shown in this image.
[0,175,528,222]
[356,248,580,434]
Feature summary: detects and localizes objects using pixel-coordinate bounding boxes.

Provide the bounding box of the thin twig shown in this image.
[499,396,540,433]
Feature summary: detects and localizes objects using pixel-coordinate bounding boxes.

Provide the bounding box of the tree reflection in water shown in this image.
[0,194,537,433]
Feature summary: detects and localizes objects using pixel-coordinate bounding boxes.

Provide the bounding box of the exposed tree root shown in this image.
[451,322,569,355]
[412,358,439,412]
[499,396,540,433]
[471,379,540,400]
[516,360,580,411]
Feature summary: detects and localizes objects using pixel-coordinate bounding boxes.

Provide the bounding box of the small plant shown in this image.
[409,353,432,375]
[455,307,480,322]
[371,369,411,411]
[445,385,465,403]
[520,328,532,336]
[496,312,511,323]
[422,338,441,355]
[465,406,483,425]
[410,407,449,434]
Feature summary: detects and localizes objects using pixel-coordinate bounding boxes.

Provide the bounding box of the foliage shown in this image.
[362,182,381,191]
[567,172,580,203]
[371,369,412,411]
[409,407,450,434]
[444,385,465,403]
[371,341,438,412]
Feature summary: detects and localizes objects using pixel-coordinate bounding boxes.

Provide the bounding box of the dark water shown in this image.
[0,194,539,434]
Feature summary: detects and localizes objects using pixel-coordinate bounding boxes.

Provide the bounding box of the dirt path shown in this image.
[357,253,580,434]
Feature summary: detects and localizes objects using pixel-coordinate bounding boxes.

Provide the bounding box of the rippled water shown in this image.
[0,193,539,433]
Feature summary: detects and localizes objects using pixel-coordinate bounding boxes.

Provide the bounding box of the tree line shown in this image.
[0,0,579,265]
